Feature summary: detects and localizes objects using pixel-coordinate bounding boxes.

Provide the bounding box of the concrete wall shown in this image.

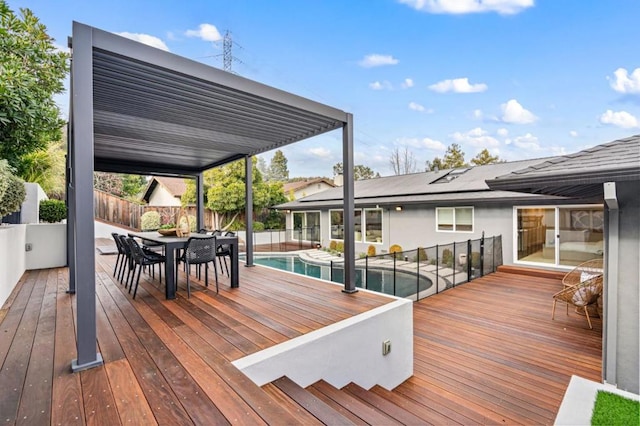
[0,225,26,307]
[607,181,639,393]
[25,224,67,270]
[233,297,413,391]
[21,183,48,224]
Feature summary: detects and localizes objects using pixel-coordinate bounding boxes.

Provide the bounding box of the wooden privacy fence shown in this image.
[93,190,213,230]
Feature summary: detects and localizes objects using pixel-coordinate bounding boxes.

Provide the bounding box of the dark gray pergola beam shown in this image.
[70,21,103,372]
[342,114,357,293]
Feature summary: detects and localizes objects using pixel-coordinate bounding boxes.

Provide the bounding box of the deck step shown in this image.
[497,265,565,280]
[271,376,356,425]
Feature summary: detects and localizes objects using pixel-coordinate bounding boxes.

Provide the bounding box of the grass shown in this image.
[591,390,640,426]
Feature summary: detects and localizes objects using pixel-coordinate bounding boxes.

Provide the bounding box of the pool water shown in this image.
[249,255,432,298]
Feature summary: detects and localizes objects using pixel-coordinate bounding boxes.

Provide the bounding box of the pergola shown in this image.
[68,22,357,372]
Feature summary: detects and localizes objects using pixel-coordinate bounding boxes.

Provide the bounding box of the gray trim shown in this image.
[70,21,102,371]
[245,156,254,267]
[342,114,356,293]
[603,196,619,386]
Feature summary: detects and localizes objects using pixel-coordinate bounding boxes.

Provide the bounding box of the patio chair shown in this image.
[552,270,603,329]
[561,258,603,288]
[125,237,166,299]
[216,231,234,276]
[111,233,125,278]
[176,236,218,298]
[117,234,134,284]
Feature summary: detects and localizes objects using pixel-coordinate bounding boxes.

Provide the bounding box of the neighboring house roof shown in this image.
[277,158,565,210]
[282,178,335,194]
[142,176,187,203]
[487,134,640,198]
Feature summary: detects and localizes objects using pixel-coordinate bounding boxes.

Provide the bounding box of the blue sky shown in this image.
[9,0,640,177]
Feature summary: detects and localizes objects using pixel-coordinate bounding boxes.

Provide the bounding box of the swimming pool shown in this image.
[248,255,432,298]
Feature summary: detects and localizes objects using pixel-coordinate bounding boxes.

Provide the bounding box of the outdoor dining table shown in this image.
[128,231,239,299]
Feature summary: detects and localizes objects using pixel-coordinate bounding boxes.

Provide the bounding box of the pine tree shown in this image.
[471,148,501,165]
[443,143,468,169]
[267,150,289,181]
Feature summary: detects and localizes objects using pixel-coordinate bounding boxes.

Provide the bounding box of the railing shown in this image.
[326,234,502,301]
[251,226,321,252]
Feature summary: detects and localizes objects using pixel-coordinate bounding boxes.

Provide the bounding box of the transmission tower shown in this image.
[219,30,242,73]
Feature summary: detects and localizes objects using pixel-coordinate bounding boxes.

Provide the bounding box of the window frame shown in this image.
[329,208,384,244]
[436,206,474,233]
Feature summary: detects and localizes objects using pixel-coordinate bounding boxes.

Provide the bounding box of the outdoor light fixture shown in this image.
[395,206,402,211]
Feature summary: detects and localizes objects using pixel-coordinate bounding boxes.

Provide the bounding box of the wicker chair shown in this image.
[552,258,604,329]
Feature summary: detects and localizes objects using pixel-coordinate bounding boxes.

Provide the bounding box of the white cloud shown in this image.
[512,133,540,150]
[501,99,537,124]
[397,137,446,151]
[497,128,509,137]
[308,147,332,158]
[401,78,414,88]
[369,81,393,90]
[450,127,500,147]
[608,68,640,94]
[569,130,578,137]
[117,32,170,51]
[428,77,488,93]
[599,109,639,128]
[472,109,484,120]
[185,23,222,42]
[358,54,399,68]
[408,102,425,112]
[398,0,534,15]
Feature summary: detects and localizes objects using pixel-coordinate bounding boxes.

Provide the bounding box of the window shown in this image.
[437,207,474,232]
[330,208,383,243]
[292,211,320,241]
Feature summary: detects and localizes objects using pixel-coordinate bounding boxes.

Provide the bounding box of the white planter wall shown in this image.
[0,225,26,307]
[25,223,67,270]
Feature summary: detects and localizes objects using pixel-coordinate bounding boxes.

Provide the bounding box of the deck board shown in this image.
[0,244,601,425]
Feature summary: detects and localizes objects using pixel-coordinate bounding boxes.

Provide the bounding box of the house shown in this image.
[277,156,605,269]
[487,134,640,394]
[141,176,187,206]
[282,178,335,200]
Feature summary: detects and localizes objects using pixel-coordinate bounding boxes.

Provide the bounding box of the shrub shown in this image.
[263,211,285,229]
[416,246,428,262]
[329,240,337,251]
[367,244,376,257]
[253,221,265,231]
[0,173,26,218]
[471,251,481,269]
[140,211,161,231]
[389,244,403,259]
[39,199,66,223]
[188,215,197,232]
[442,248,453,267]
[336,241,344,253]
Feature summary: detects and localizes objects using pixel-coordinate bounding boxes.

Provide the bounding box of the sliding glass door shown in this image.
[516,205,603,267]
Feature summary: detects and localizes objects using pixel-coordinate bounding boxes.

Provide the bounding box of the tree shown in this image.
[0,160,26,219]
[332,162,379,180]
[182,157,286,230]
[266,150,289,182]
[256,156,268,177]
[17,139,66,199]
[425,157,445,171]
[93,172,146,200]
[389,147,418,175]
[0,2,69,169]
[442,143,468,169]
[471,148,501,166]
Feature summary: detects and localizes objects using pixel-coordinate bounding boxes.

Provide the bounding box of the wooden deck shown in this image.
[0,244,601,425]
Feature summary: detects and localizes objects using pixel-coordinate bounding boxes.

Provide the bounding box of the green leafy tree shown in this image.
[18,139,66,199]
[0,2,69,168]
[425,157,445,171]
[332,162,379,180]
[471,148,501,166]
[182,158,286,229]
[266,150,289,182]
[121,174,147,198]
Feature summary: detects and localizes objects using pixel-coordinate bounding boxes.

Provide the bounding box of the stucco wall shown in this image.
[0,225,26,307]
[148,187,181,206]
[21,183,47,224]
[612,181,639,393]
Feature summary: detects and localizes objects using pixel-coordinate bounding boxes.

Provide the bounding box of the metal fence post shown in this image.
[435,244,439,294]
[467,239,472,282]
[452,243,456,287]
[330,260,333,282]
[365,255,369,290]
[480,231,485,277]
[416,249,420,300]
[393,255,397,296]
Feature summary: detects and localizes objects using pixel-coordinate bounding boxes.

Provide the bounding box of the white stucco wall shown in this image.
[21,183,48,224]
[148,187,181,206]
[0,225,26,307]
[233,297,413,391]
[25,223,67,270]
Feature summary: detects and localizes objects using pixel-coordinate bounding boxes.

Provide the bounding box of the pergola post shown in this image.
[70,22,103,372]
[342,113,357,293]
[245,156,254,266]
[66,121,75,293]
[196,172,204,230]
